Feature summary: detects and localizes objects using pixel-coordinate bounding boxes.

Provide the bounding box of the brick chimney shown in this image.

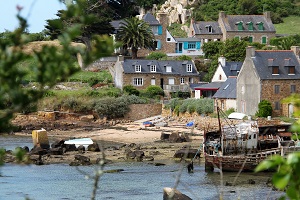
[219,11,226,20]
[291,46,300,59]
[118,55,124,62]
[156,12,169,27]
[246,46,256,58]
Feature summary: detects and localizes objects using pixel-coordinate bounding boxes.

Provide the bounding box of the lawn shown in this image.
[274,16,300,35]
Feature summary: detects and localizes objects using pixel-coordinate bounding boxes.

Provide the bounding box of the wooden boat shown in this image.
[203,108,300,172]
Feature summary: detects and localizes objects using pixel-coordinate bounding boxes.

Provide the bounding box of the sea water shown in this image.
[0,136,285,200]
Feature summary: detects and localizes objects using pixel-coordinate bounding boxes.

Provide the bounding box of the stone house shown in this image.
[112,56,200,94]
[189,11,276,45]
[236,46,300,117]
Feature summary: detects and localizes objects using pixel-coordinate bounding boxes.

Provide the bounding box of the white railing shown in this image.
[163,85,190,92]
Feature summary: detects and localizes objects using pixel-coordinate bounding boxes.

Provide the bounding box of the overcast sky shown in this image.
[0,0,66,33]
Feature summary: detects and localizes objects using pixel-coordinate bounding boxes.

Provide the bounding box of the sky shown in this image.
[0,0,66,33]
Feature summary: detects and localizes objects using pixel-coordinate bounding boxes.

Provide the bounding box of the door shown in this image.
[288,104,294,117]
[178,43,182,53]
[151,78,156,85]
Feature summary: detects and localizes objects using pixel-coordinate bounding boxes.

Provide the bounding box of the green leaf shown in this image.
[255,155,284,172]
[287,152,300,165]
[273,173,291,190]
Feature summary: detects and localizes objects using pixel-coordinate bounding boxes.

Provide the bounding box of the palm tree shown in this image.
[116,17,155,59]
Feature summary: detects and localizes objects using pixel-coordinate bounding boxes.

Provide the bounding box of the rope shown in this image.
[192,143,203,162]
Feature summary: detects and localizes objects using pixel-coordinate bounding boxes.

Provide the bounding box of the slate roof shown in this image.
[221,14,276,32]
[192,21,222,35]
[252,50,300,79]
[213,77,237,99]
[221,61,243,77]
[175,37,201,42]
[194,82,223,90]
[142,13,160,25]
[122,59,199,76]
[110,20,125,33]
[189,82,208,91]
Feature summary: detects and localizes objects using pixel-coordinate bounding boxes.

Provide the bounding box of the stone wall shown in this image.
[123,104,162,120]
[84,57,117,71]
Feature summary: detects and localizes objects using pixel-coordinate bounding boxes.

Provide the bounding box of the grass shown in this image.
[274,16,300,35]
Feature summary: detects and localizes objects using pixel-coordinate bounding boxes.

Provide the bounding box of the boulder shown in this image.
[30,146,48,155]
[51,139,65,148]
[174,148,200,159]
[74,154,91,165]
[77,145,85,153]
[50,147,64,155]
[65,144,77,152]
[169,132,189,143]
[88,142,100,152]
[134,150,145,161]
[163,187,192,200]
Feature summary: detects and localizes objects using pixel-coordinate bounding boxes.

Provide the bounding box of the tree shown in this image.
[146,52,167,60]
[0,2,114,132]
[116,17,155,59]
[256,100,272,117]
[45,0,114,51]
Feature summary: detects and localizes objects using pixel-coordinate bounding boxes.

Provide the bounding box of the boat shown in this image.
[64,138,94,149]
[203,107,300,172]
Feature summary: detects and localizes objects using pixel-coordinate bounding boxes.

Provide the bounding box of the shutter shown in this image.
[157,40,161,50]
[158,25,162,35]
[183,42,188,50]
[196,41,200,49]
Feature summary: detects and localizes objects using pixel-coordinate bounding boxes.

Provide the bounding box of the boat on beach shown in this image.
[203,108,300,172]
[64,138,93,149]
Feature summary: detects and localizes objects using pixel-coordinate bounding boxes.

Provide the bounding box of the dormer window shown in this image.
[166,66,172,72]
[186,64,192,72]
[247,22,253,31]
[288,66,295,75]
[150,65,156,72]
[135,65,141,72]
[272,66,279,75]
[205,25,213,33]
[257,22,264,31]
[236,21,243,31]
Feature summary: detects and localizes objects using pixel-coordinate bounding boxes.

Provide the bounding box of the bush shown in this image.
[144,85,164,98]
[123,85,140,96]
[256,100,272,117]
[146,52,167,60]
[94,97,130,119]
[176,55,192,61]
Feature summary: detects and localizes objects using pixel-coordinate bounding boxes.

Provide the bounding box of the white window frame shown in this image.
[186,64,192,72]
[133,78,143,86]
[168,78,175,85]
[151,26,158,35]
[180,77,185,84]
[151,78,156,85]
[150,65,156,72]
[166,66,172,72]
[135,65,141,72]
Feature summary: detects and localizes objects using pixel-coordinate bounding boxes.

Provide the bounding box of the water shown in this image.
[0,136,285,200]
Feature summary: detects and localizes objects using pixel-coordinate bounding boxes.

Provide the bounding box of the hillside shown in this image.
[274,16,300,35]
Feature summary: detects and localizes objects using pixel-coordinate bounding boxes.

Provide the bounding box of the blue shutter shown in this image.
[157,40,161,50]
[183,42,188,50]
[158,25,162,35]
[196,42,200,49]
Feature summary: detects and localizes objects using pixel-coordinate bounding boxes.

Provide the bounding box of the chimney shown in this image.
[291,46,300,59]
[246,46,256,58]
[156,12,169,27]
[218,56,226,67]
[219,11,226,20]
[118,55,124,62]
[264,11,271,20]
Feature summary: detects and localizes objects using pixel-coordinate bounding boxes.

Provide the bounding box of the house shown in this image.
[211,56,243,82]
[236,46,300,117]
[213,77,237,112]
[111,12,204,58]
[189,11,276,45]
[194,82,223,99]
[112,56,200,94]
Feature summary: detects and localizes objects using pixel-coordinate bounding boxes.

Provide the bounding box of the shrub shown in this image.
[123,85,140,96]
[256,100,272,117]
[146,52,167,60]
[143,85,164,98]
[88,77,101,87]
[176,55,192,61]
[168,98,181,111]
[94,97,130,119]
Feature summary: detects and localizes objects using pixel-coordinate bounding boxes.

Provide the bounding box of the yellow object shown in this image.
[32,128,50,149]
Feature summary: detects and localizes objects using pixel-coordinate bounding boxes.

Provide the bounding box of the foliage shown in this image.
[167,98,214,115]
[168,98,182,111]
[270,34,300,50]
[221,38,248,61]
[202,41,223,59]
[116,17,155,59]
[274,16,300,35]
[255,153,300,200]
[224,107,235,116]
[256,100,273,117]
[194,59,209,73]
[171,91,191,99]
[176,55,192,61]
[0,2,114,131]
[0,148,5,167]
[168,23,187,37]
[123,85,140,96]
[144,85,164,97]
[45,0,114,50]
[69,70,112,83]
[146,52,167,60]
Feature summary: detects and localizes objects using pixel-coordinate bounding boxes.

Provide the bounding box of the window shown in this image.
[188,42,196,49]
[167,38,171,41]
[274,85,280,94]
[133,78,143,86]
[166,66,172,72]
[151,78,156,85]
[135,65,141,72]
[150,65,156,72]
[249,36,253,43]
[272,66,279,75]
[275,101,280,110]
[205,25,212,33]
[168,78,175,85]
[257,22,264,31]
[288,66,295,75]
[189,77,194,83]
[236,21,243,31]
[180,77,185,84]
[291,85,296,93]
[219,74,222,80]
[262,36,267,44]
[186,64,192,72]
[247,22,253,31]
[151,26,158,35]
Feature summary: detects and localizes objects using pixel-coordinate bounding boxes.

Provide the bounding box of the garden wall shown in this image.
[123,104,162,121]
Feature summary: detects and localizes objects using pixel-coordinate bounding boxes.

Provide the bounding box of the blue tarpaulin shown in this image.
[143,121,153,125]
[186,121,194,127]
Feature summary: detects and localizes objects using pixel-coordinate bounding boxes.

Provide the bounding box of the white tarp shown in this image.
[228,112,246,120]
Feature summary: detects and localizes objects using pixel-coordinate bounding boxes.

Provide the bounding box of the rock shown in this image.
[74,155,91,165]
[248,179,255,184]
[163,187,192,200]
[143,156,154,161]
[50,147,64,155]
[77,145,85,153]
[161,132,171,140]
[79,115,94,122]
[88,142,100,152]
[51,139,65,148]
[65,144,77,152]
[23,146,29,152]
[134,150,145,161]
[169,131,189,143]
[104,169,124,173]
[30,146,48,155]
[174,148,200,159]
